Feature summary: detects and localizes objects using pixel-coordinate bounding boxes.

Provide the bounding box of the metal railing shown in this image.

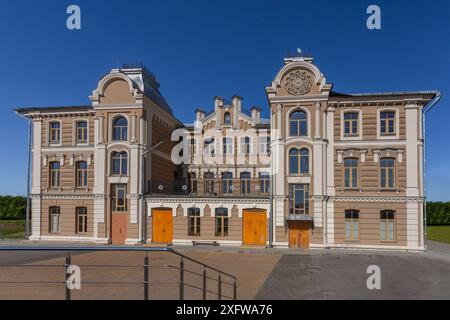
[149,178,270,197]
[0,246,237,300]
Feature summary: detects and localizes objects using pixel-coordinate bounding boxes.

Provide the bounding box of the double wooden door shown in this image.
[152,209,173,244]
[289,221,311,249]
[243,209,267,246]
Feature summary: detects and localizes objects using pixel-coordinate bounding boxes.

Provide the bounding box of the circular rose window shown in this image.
[285,70,313,95]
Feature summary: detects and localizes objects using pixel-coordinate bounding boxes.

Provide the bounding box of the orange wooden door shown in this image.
[152,209,173,243]
[289,221,310,249]
[111,214,128,245]
[243,210,267,246]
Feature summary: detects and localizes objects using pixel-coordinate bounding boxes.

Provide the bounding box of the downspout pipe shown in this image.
[15,111,32,240]
[422,91,442,250]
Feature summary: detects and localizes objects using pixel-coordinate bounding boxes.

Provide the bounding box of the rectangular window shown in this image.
[259,173,270,194]
[240,137,251,155]
[223,137,233,155]
[188,208,201,236]
[380,210,396,241]
[111,184,127,212]
[49,206,60,233]
[222,172,233,194]
[204,172,215,195]
[204,138,215,156]
[345,210,359,241]
[259,136,271,156]
[76,121,88,144]
[289,184,309,215]
[344,112,359,136]
[344,158,358,189]
[380,158,395,190]
[240,172,251,194]
[49,162,61,188]
[76,161,88,188]
[76,207,88,233]
[380,111,396,135]
[215,208,229,237]
[49,122,61,144]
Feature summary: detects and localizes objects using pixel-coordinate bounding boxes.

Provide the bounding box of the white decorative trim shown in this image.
[376,107,400,140]
[340,108,363,141]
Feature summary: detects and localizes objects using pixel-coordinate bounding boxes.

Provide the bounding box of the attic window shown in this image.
[224,112,231,125]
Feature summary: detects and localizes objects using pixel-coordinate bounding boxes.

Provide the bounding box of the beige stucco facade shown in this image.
[16,56,437,251]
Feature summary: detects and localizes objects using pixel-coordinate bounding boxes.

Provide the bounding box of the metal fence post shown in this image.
[65,253,71,301]
[218,273,222,300]
[233,279,237,300]
[202,268,206,300]
[144,255,149,300]
[179,258,184,300]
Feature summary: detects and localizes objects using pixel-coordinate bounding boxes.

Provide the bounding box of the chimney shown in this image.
[251,106,261,124]
[214,96,224,111]
[195,108,206,122]
[232,95,242,112]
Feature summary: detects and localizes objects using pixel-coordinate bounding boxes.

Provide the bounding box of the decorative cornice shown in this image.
[145,196,270,204]
[332,196,424,203]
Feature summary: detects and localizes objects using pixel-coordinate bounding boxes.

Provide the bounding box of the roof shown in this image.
[15,105,93,114]
[330,91,438,98]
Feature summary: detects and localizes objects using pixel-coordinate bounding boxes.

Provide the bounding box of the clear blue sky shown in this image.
[0,0,449,200]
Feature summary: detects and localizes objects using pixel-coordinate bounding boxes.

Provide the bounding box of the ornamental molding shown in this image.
[332,196,424,203]
[34,193,100,200]
[145,196,270,205]
[285,70,313,96]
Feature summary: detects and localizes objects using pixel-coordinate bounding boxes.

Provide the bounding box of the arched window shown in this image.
[111,151,128,176]
[290,110,308,136]
[112,116,128,141]
[76,161,88,188]
[289,148,309,175]
[224,112,231,125]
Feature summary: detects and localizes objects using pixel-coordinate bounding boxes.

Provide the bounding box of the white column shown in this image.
[405,103,421,249]
[131,114,137,143]
[98,116,104,143]
[315,102,321,139]
[273,104,285,227]
[325,107,336,245]
[130,146,139,224]
[93,118,106,239]
[30,119,42,239]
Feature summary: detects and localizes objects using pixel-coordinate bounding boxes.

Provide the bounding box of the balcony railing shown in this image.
[0,246,237,300]
[148,178,270,197]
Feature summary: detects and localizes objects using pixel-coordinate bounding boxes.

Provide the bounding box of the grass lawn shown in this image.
[427,225,450,244]
[0,220,25,239]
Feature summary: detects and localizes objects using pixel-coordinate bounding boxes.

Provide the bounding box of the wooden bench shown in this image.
[192,240,219,247]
